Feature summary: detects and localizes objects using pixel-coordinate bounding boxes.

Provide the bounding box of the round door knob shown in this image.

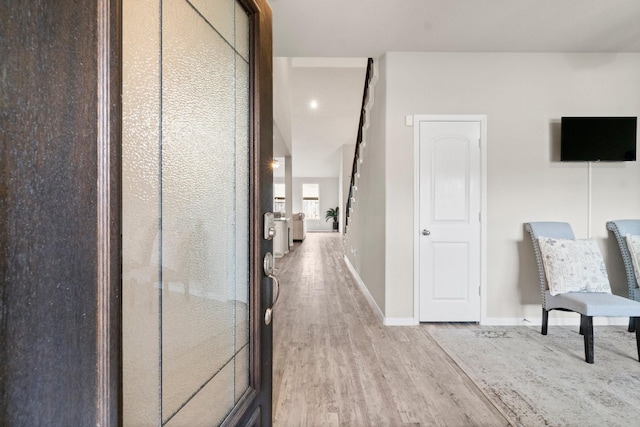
[422,229,431,236]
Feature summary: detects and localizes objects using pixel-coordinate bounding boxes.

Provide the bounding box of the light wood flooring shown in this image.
[272,233,510,427]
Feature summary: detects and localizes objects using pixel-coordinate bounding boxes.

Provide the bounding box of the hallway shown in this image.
[272,233,509,426]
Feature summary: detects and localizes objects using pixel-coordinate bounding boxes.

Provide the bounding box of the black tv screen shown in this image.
[561,117,637,162]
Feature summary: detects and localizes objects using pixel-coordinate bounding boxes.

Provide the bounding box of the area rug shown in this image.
[428,325,640,427]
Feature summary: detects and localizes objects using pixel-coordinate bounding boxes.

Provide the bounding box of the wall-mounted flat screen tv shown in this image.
[561,117,637,162]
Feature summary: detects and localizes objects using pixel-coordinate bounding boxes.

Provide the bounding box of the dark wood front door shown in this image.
[1,0,273,425]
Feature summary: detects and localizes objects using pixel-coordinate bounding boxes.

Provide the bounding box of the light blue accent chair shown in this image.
[524,221,640,363]
[606,220,640,331]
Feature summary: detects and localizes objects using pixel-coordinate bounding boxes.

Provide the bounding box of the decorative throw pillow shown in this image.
[537,237,612,296]
[625,234,640,285]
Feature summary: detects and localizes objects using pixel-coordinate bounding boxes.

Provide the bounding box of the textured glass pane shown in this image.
[234,345,249,403]
[124,0,251,423]
[236,2,250,62]
[164,361,235,426]
[162,0,237,421]
[122,0,161,425]
[235,53,250,395]
[189,0,235,44]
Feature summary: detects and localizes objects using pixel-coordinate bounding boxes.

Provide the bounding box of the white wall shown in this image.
[353,52,640,323]
[344,56,387,313]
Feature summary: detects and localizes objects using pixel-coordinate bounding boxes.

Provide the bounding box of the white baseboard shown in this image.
[483,317,630,327]
[343,255,384,324]
[384,317,419,326]
[482,318,530,326]
[342,255,630,328]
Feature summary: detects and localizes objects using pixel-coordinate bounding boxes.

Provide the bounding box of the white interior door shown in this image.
[418,119,482,322]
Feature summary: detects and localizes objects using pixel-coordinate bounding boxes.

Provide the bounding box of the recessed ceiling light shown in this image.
[309,99,319,110]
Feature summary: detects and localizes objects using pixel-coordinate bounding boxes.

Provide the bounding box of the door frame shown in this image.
[413,115,488,325]
[229,0,274,424]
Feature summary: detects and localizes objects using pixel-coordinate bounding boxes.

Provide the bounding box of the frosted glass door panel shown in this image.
[124,0,259,424]
[122,0,162,425]
[186,1,249,61]
[234,56,250,401]
[161,0,250,424]
[235,2,250,62]
[188,0,234,44]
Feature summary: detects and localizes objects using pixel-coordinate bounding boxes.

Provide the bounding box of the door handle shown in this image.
[263,252,280,325]
[422,229,431,236]
[264,274,280,325]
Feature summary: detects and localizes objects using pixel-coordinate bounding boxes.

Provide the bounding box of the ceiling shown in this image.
[272,58,368,178]
[270,0,640,178]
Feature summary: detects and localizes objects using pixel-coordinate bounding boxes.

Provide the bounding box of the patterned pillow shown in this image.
[537,237,612,296]
[625,234,640,285]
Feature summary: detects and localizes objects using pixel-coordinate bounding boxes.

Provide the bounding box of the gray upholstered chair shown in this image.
[606,220,640,331]
[524,221,640,363]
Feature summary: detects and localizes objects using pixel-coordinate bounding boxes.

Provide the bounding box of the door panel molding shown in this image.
[413,115,487,325]
[97,0,122,425]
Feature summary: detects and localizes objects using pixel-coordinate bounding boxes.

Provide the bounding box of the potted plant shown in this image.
[325,206,339,231]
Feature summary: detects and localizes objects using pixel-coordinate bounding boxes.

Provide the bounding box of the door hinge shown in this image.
[479,212,481,222]
[479,286,481,296]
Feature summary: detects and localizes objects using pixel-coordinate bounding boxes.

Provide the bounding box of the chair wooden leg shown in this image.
[541,308,549,335]
[582,315,594,364]
[579,315,585,336]
[634,318,640,362]
[629,317,636,333]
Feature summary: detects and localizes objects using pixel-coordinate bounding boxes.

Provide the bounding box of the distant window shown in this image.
[302,183,319,219]
[274,197,285,214]
[274,183,285,214]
